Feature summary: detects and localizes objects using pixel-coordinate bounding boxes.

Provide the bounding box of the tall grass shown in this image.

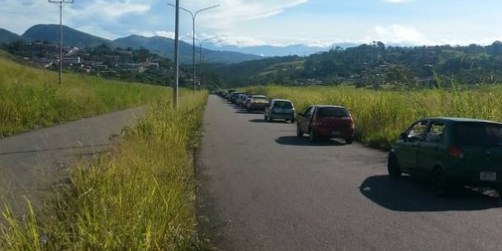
[0,55,168,137]
[254,85,502,149]
[1,91,209,250]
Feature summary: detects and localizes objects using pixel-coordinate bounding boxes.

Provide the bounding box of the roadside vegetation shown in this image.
[246,85,502,149]
[1,91,209,250]
[0,51,169,138]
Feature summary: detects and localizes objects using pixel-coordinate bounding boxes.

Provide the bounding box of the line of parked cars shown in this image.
[221,90,355,144]
[218,89,502,198]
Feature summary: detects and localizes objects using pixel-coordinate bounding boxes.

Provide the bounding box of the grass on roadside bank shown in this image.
[246,85,502,149]
[1,91,210,250]
[0,53,169,138]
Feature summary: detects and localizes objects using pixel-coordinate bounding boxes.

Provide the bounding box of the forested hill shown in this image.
[211,41,502,88]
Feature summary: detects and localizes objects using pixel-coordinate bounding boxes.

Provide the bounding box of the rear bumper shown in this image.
[270,113,295,120]
[248,103,267,110]
[313,127,354,139]
[445,168,502,187]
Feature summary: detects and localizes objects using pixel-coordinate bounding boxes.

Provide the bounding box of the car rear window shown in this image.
[273,101,293,108]
[317,107,349,118]
[455,122,502,146]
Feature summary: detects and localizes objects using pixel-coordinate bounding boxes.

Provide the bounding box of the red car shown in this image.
[296,105,355,144]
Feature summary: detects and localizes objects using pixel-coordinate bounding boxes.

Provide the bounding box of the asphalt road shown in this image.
[197,95,502,251]
[0,107,145,213]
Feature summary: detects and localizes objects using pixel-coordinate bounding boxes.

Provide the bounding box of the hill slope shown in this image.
[22,24,114,48]
[114,35,262,64]
[0,28,25,43]
[20,24,261,64]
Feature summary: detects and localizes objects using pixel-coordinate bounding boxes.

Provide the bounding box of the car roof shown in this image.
[271,98,292,102]
[312,105,346,109]
[423,117,501,124]
[252,95,267,98]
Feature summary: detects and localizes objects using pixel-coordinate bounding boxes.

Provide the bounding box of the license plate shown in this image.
[480,172,497,181]
[331,131,340,136]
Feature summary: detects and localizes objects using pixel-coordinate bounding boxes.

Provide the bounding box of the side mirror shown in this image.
[399,132,407,140]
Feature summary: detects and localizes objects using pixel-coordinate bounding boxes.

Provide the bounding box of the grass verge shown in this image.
[1,91,209,250]
[248,85,502,149]
[0,54,168,138]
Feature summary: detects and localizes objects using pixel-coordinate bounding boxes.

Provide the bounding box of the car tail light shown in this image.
[448,145,464,159]
[347,116,355,129]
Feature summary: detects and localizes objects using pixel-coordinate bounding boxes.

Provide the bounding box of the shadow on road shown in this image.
[275,136,345,146]
[360,175,501,212]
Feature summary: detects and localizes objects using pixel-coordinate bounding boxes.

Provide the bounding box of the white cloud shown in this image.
[374,24,430,44]
[137,31,175,39]
[184,0,308,31]
[210,34,267,47]
[68,0,150,20]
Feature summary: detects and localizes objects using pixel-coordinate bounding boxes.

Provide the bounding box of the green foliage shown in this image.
[0,55,168,137]
[1,92,210,250]
[262,85,502,149]
[212,42,502,88]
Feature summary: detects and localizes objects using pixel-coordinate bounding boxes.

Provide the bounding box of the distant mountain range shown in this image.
[0,24,363,64]
[0,24,263,64]
[204,42,358,57]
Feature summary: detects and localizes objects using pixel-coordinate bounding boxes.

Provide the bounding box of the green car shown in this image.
[388,117,502,196]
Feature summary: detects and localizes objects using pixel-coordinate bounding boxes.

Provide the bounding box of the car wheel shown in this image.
[433,168,449,197]
[290,118,296,123]
[345,137,353,144]
[387,153,402,178]
[264,114,268,121]
[296,124,303,137]
[309,128,317,142]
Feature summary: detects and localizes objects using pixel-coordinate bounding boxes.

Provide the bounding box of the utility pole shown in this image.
[173,0,180,108]
[197,37,217,90]
[168,3,219,93]
[48,0,74,85]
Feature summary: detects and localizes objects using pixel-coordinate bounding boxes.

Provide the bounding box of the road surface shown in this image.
[197,95,502,251]
[0,107,145,213]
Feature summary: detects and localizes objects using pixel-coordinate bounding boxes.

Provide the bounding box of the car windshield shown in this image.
[273,101,293,108]
[317,107,349,118]
[455,122,502,146]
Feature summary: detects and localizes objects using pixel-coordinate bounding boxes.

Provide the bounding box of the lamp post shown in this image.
[168,3,219,93]
[48,0,74,85]
[172,0,180,108]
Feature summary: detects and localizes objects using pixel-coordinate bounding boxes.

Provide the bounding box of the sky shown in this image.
[2,0,502,48]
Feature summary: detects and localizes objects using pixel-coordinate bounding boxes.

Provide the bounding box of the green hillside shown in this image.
[212,42,502,88]
[0,50,169,137]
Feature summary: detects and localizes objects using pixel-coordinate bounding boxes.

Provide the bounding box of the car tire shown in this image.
[309,128,317,142]
[433,168,450,197]
[296,124,303,137]
[387,153,402,178]
[345,137,354,144]
[264,114,268,121]
[291,118,296,123]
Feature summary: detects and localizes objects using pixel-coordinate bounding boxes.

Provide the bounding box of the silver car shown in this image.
[264,99,296,123]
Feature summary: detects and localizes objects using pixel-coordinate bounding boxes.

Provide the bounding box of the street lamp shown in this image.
[48,0,74,85]
[168,3,219,92]
[172,0,180,109]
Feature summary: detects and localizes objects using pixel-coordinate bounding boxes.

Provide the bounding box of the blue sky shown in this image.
[2,0,502,47]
